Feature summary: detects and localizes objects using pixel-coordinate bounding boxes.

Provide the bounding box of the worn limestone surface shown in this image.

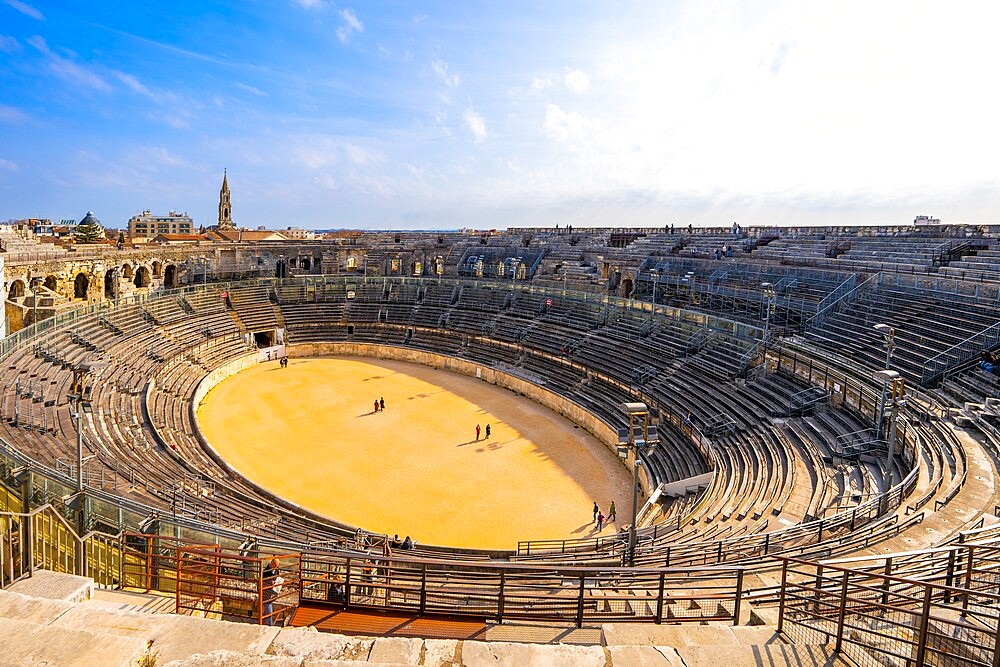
[459,640,608,666]
[606,644,686,666]
[52,603,280,664]
[269,625,376,661]
[0,616,148,667]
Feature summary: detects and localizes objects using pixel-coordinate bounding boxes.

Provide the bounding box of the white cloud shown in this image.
[530,77,553,91]
[345,143,381,166]
[0,158,18,171]
[3,0,43,20]
[564,69,590,93]
[543,104,593,141]
[28,35,112,92]
[336,8,363,43]
[113,71,154,98]
[293,0,324,9]
[431,59,459,87]
[234,81,268,97]
[0,35,20,53]
[464,109,487,143]
[0,104,29,124]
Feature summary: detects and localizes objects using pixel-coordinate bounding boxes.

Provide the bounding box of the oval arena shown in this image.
[1,225,1000,663]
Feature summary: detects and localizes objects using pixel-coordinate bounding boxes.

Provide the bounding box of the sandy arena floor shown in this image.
[196,356,632,550]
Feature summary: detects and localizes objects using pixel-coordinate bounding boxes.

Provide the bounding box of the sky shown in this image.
[1,1,999,230]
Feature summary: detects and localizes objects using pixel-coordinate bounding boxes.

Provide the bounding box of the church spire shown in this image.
[218,169,234,230]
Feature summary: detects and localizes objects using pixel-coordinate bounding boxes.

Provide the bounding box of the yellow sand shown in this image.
[196,356,632,550]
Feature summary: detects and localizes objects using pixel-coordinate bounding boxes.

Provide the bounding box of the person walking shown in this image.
[592,501,599,524]
[379,397,385,411]
[596,511,605,532]
[374,399,380,413]
[485,424,491,439]
[608,501,617,523]
[475,424,481,440]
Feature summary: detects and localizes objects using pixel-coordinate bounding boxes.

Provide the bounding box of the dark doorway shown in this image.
[134,266,150,288]
[164,264,177,288]
[74,273,89,299]
[104,270,118,299]
[7,280,24,300]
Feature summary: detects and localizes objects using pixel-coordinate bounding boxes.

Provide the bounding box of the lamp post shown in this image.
[873,324,895,442]
[30,275,41,328]
[873,369,904,509]
[761,282,776,357]
[649,269,659,308]
[68,362,104,491]
[618,402,659,566]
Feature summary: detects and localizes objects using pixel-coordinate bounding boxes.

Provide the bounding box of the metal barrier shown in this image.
[298,551,746,627]
[777,556,1000,667]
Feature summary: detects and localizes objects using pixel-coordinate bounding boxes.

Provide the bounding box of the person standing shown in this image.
[485,424,491,439]
[592,501,599,524]
[379,397,385,411]
[475,424,481,440]
[262,557,280,626]
[374,399,380,413]
[608,501,617,523]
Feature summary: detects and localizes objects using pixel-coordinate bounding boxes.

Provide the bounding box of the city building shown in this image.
[281,227,317,240]
[128,210,194,239]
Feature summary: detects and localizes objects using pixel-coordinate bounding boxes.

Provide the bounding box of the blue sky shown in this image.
[1,1,999,230]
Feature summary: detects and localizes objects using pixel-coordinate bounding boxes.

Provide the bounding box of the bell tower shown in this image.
[218,169,235,230]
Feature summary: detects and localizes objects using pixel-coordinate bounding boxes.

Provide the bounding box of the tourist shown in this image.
[485,424,491,439]
[379,397,385,411]
[475,424,481,440]
[981,351,1000,376]
[593,501,599,524]
[608,501,616,523]
[400,535,414,550]
[262,557,280,625]
[374,399,380,413]
[596,511,605,532]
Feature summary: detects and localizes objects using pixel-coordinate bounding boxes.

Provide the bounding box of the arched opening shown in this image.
[134,266,150,288]
[621,277,634,299]
[288,257,297,268]
[164,264,177,288]
[43,275,57,292]
[7,280,24,301]
[152,261,162,278]
[301,257,311,271]
[104,270,118,299]
[74,273,89,300]
[121,263,134,279]
[346,257,357,270]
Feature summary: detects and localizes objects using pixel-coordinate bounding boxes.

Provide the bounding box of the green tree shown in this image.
[73,219,104,244]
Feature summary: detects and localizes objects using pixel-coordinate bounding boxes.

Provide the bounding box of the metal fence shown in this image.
[777,555,1000,667]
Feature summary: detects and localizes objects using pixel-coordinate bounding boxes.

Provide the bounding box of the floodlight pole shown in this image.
[620,402,657,567]
[649,269,659,308]
[761,282,775,359]
[874,325,895,443]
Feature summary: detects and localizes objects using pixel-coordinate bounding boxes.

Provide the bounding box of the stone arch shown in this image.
[43,275,57,292]
[621,277,634,299]
[152,261,162,278]
[301,257,311,271]
[104,269,118,299]
[7,280,24,301]
[164,264,177,288]
[121,263,134,279]
[134,265,151,288]
[74,273,89,299]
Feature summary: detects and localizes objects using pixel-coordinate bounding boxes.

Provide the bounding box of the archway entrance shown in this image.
[74,273,89,299]
[43,275,57,292]
[621,277,634,299]
[164,264,177,288]
[7,280,24,301]
[134,266,150,288]
[104,270,118,299]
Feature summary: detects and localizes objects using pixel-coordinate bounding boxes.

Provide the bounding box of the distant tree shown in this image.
[74,219,105,244]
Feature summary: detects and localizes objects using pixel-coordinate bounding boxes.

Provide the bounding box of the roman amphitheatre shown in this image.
[2,223,1000,665]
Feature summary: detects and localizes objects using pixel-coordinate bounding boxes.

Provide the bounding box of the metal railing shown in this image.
[298,551,746,627]
[921,321,1000,387]
[777,555,1000,667]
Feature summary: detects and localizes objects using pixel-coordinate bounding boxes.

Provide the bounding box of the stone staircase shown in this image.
[0,571,852,666]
